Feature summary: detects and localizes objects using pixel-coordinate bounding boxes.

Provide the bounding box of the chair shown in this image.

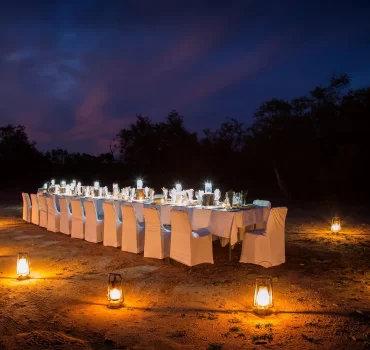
[30,194,40,225]
[59,197,72,235]
[84,200,103,243]
[143,207,171,259]
[46,196,60,232]
[102,201,122,247]
[70,198,85,239]
[39,195,48,228]
[121,205,145,253]
[240,207,288,267]
[170,210,213,266]
[253,199,272,229]
[22,193,32,222]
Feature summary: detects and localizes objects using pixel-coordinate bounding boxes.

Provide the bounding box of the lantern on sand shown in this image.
[254,277,273,315]
[107,273,123,308]
[331,217,341,233]
[17,253,30,279]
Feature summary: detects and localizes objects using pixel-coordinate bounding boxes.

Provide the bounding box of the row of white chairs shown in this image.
[22,193,287,267]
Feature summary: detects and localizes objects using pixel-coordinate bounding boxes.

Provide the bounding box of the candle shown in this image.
[137,179,143,189]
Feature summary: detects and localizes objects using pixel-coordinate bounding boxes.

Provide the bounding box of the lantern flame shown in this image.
[331,223,341,232]
[109,288,121,301]
[331,217,341,233]
[256,287,269,307]
[17,256,30,278]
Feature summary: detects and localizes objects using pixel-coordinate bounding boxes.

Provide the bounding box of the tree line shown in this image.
[1,74,369,202]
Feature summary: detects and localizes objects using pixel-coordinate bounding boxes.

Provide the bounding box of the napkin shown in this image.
[170,188,177,202]
[130,188,136,200]
[196,190,204,205]
[149,188,155,200]
[162,187,168,201]
[214,189,221,201]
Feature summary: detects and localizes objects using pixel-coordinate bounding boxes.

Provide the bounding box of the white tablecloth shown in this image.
[53,195,268,246]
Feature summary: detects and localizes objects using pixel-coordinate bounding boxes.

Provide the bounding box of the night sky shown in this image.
[1,1,370,154]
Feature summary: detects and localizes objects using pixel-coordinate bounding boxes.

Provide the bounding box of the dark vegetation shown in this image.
[1,74,369,202]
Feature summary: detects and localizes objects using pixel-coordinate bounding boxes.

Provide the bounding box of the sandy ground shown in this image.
[0,199,369,350]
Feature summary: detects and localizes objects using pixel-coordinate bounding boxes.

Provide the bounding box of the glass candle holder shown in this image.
[137,179,143,189]
[205,182,212,193]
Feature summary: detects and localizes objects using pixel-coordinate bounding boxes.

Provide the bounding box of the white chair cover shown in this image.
[240,207,288,267]
[170,210,213,266]
[46,196,60,232]
[84,200,104,243]
[22,193,32,222]
[121,205,144,254]
[70,198,85,239]
[39,195,48,228]
[143,207,171,259]
[253,199,271,229]
[102,201,122,247]
[30,194,39,225]
[59,197,71,235]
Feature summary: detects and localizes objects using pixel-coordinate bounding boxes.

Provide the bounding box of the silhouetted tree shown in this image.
[2,74,370,202]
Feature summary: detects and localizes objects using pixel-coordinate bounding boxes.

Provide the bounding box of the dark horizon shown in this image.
[1,0,370,155]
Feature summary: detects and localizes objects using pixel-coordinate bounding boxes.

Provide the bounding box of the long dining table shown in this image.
[51,194,269,260]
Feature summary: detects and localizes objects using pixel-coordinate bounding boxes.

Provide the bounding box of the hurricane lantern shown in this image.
[331,217,341,233]
[137,179,143,189]
[205,182,212,194]
[254,277,273,315]
[51,179,55,186]
[175,183,182,193]
[94,181,100,189]
[17,253,30,279]
[107,273,123,308]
